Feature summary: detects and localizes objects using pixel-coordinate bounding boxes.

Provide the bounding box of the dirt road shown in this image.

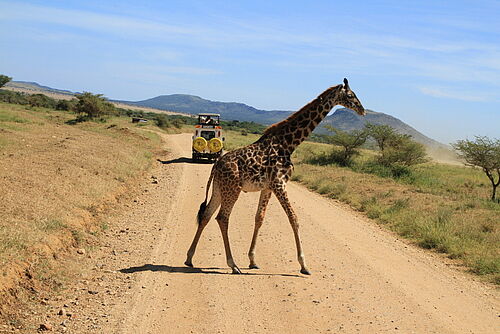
[46,133,498,334]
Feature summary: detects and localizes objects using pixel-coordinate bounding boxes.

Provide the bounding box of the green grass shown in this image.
[223,130,259,151]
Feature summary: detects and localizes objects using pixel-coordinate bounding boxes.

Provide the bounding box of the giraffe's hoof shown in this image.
[249,264,260,269]
[300,268,311,275]
[184,260,193,267]
[231,267,242,274]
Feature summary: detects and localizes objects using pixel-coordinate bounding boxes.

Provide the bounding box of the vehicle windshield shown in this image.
[198,115,220,125]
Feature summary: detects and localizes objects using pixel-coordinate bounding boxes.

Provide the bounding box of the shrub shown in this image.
[27,94,57,108]
[0,90,29,105]
[55,99,77,111]
[171,118,185,128]
[154,115,172,129]
[378,135,428,167]
[74,92,116,120]
[359,160,412,179]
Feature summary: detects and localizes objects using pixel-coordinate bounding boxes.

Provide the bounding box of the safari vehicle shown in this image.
[192,113,224,162]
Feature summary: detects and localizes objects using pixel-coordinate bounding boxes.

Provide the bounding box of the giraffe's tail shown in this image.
[196,164,216,225]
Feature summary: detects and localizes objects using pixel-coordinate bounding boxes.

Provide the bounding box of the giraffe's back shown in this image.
[214,141,293,193]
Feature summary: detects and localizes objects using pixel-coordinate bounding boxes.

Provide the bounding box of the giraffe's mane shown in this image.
[261,84,342,137]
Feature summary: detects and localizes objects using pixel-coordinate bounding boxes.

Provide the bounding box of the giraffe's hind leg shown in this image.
[272,182,310,275]
[248,189,272,269]
[216,188,242,274]
[185,187,221,267]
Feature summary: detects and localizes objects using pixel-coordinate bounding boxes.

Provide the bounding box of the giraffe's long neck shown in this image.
[259,85,341,154]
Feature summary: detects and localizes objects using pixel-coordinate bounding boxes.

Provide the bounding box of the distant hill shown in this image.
[319,108,446,149]
[127,94,292,124]
[131,94,449,148]
[5,81,76,96]
[4,81,455,160]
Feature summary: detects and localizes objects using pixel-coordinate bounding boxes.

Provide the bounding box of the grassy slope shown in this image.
[0,102,166,319]
[224,133,500,284]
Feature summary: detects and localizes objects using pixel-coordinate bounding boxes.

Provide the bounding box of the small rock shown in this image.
[76,248,86,255]
[88,290,99,295]
[39,322,53,331]
[58,308,66,316]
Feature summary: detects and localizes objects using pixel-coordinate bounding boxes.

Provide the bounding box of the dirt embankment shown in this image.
[0,103,166,330]
[10,133,497,334]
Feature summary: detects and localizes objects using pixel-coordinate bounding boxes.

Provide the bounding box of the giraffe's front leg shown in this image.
[248,189,272,269]
[271,182,311,275]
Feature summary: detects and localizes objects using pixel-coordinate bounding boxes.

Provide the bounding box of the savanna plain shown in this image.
[0,100,498,333]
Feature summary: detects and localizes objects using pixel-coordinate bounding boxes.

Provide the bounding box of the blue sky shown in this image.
[0,0,498,144]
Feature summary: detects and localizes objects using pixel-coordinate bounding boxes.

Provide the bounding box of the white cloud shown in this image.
[418,87,493,102]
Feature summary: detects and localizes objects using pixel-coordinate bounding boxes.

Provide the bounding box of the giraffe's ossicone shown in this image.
[185,78,365,275]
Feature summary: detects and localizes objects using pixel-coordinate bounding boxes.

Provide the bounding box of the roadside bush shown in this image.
[74,92,116,120]
[55,99,77,111]
[155,114,172,129]
[0,90,29,105]
[27,94,57,108]
[171,118,185,128]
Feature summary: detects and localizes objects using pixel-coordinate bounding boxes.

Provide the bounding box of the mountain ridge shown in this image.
[5,81,451,152]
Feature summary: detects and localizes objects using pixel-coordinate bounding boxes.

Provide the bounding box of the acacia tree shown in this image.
[453,136,500,201]
[364,123,397,152]
[365,123,427,167]
[74,92,116,120]
[325,125,368,166]
[0,74,12,88]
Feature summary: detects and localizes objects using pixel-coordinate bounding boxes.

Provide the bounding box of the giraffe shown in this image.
[185,78,365,275]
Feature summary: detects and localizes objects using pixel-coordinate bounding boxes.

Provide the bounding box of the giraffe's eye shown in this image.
[347,93,353,98]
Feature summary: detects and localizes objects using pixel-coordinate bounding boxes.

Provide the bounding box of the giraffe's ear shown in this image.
[343,78,349,88]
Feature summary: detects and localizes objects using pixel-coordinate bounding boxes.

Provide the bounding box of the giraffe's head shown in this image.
[336,78,365,116]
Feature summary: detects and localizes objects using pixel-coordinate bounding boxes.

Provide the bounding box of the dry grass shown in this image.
[224,132,500,284]
[0,102,166,319]
[291,155,499,284]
